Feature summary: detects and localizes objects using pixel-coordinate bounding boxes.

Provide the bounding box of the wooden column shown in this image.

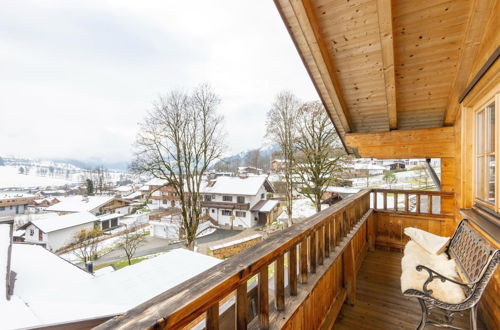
[318,225,325,265]
[236,283,247,330]
[206,303,219,330]
[258,267,269,329]
[275,255,285,311]
[288,245,297,296]
[309,233,317,273]
[300,239,308,283]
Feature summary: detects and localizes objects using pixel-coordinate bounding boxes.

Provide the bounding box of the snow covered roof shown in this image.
[3,246,221,329]
[251,200,279,213]
[31,212,98,233]
[144,178,168,186]
[201,175,273,196]
[0,193,35,200]
[97,213,123,222]
[114,185,133,192]
[124,190,143,200]
[46,195,115,213]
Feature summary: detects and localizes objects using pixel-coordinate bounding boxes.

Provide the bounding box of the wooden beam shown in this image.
[443,0,496,125]
[286,0,352,132]
[345,127,455,159]
[376,0,397,129]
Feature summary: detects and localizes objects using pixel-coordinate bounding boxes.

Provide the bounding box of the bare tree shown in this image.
[70,227,104,262]
[131,84,225,249]
[294,101,347,212]
[117,227,148,265]
[266,91,301,226]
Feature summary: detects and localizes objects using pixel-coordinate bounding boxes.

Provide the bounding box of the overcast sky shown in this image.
[0,0,318,164]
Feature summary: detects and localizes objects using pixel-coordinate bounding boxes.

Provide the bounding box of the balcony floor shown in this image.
[334,249,486,330]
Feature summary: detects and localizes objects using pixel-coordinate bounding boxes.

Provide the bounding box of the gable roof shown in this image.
[31,212,98,233]
[201,175,274,196]
[46,195,115,213]
[4,245,221,329]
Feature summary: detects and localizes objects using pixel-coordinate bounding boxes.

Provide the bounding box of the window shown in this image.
[223,196,233,202]
[205,195,213,202]
[237,196,245,203]
[211,209,215,213]
[235,211,246,217]
[222,210,232,216]
[38,231,43,241]
[261,193,265,199]
[102,220,110,230]
[111,219,118,227]
[475,101,496,205]
[30,229,34,235]
[0,207,4,211]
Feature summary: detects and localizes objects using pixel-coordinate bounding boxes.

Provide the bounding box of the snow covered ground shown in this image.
[277,198,329,222]
[0,166,78,189]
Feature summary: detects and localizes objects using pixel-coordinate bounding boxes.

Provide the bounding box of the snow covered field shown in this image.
[0,166,77,189]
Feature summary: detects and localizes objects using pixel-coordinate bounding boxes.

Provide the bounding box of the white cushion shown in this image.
[404,227,450,255]
[401,241,466,304]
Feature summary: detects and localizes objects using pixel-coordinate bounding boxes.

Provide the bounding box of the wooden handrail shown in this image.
[95,190,372,330]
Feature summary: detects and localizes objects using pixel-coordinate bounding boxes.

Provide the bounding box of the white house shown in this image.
[0,220,222,330]
[22,212,98,251]
[140,178,181,210]
[200,175,278,228]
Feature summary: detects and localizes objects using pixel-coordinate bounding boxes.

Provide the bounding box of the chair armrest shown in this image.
[415,264,470,296]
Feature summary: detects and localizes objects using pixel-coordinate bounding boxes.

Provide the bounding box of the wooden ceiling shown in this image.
[275,0,498,147]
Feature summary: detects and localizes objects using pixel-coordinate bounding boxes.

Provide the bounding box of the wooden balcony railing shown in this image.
[95,190,374,330]
[371,189,454,217]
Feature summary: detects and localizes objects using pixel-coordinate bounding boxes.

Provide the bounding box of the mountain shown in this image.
[213,144,279,172]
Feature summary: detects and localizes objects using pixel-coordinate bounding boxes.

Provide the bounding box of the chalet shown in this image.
[200,175,278,228]
[96,1,500,329]
[46,195,130,215]
[0,193,34,216]
[238,166,265,175]
[141,178,180,210]
[0,220,221,329]
[22,212,98,251]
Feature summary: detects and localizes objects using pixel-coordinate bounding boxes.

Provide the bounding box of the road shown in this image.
[94,228,241,266]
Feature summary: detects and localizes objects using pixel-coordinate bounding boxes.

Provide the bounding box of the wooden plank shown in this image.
[444,0,498,124]
[259,267,269,329]
[376,0,397,129]
[416,194,421,214]
[345,127,455,159]
[343,242,356,305]
[300,239,308,283]
[310,232,317,273]
[275,255,285,312]
[288,245,298,296]
[286,0,351,131]
[325,221,330,258]
[206,303,219,330]
[318,225,325,265]
[236,283,247,330]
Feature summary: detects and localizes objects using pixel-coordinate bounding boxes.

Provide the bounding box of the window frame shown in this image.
[473,93,499,213]
[222,195,233,202]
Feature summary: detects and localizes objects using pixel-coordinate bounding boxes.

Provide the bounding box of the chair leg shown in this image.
[417,299,427,330]
[470,305,478,330]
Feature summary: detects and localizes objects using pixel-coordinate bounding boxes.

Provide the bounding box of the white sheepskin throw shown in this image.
[401,241,466,304]
[404,227,450,255]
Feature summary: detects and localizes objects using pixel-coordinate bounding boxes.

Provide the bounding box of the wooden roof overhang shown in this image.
[274,0,499,158]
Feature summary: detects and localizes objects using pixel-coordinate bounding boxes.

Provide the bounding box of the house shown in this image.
[271,159,287,173]
[140,178,180,210]
[97,1,499,329]
[21,212,98,251]
[0,193,34,216]
[200,175,278,228]
[149,213,216,240]
[46,195,130,215]
[238,166,265,175]
[113,185,135,197]
[0,220,222,329]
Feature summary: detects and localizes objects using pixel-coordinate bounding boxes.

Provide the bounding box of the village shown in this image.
[1,0,499,329]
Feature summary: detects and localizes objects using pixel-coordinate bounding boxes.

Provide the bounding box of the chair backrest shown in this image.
[448,219,497,283]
